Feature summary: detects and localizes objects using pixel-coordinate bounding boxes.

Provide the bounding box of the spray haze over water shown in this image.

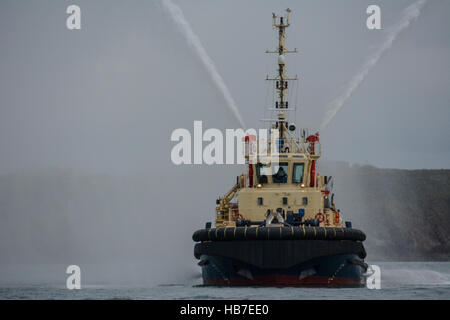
[161,0,246,128]
[320,0,428,131]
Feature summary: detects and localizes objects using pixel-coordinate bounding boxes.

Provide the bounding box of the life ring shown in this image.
[315,213,325,223]
[334,211,341,225]
[233,212,244,221]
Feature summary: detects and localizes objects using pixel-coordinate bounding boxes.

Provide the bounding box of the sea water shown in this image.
[0,262,449,300]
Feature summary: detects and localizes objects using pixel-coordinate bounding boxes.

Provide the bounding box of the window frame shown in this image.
[256,163,270,184]
[292,162,305,184]
[272,162,289,184]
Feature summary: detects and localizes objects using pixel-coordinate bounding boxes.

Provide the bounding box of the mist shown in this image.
[0,167,241,286]
[0,0,243,286]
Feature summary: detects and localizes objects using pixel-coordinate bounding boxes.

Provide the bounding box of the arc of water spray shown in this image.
[320,0,428,131]
[161,0,246,128]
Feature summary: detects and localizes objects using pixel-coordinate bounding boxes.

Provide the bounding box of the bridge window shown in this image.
[292,163,305,184]
[272,162,288,183]
[256,163,270,184]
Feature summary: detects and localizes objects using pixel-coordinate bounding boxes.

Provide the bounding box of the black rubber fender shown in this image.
[192,226,366,242]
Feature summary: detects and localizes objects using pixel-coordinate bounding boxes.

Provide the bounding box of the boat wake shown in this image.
[381,266,450,288]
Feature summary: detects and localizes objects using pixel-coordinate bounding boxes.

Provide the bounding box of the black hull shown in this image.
[198,253,366,287]
[193,227,367,287]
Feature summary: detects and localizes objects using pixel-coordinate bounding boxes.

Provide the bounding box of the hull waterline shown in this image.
[199,253,366,287]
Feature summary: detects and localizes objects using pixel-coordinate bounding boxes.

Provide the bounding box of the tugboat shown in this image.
[192,9,367,287]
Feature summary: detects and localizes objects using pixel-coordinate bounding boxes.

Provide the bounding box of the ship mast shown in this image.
[266,8,298,142]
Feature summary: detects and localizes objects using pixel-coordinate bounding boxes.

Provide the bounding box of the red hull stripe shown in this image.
[204,275,364,287]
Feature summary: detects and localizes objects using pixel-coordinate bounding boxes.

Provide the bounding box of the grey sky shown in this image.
[0,0,449,173]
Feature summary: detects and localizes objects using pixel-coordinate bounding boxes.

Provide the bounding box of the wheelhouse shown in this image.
[255,158,306,185]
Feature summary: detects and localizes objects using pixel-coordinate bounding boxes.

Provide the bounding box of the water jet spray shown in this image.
[320,0,428,131]
[161,0,246,128]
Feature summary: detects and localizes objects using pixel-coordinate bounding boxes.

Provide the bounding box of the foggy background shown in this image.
[0,0,449,285]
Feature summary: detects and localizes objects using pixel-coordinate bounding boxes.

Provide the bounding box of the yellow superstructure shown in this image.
[215,9,344,229]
